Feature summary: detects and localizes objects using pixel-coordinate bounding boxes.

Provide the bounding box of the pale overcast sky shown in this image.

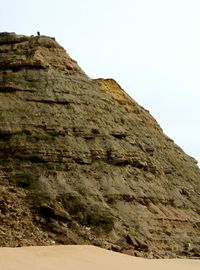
[1,0,200,165]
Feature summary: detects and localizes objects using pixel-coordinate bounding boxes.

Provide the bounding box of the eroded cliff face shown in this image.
[0,32,200,258]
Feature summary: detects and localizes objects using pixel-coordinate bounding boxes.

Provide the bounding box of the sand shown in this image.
[0,245,199,270]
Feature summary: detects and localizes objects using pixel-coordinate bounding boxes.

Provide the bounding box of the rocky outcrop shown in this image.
[0,32,200,258]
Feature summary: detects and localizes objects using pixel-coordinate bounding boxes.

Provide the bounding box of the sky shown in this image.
[1,0,199,165]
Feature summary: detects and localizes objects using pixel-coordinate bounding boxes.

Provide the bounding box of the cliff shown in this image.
[0,32,200,258]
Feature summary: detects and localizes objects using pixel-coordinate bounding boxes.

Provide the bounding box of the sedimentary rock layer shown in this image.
[0,32,200,258]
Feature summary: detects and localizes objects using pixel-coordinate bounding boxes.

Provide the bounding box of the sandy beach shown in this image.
[0,245,199,270]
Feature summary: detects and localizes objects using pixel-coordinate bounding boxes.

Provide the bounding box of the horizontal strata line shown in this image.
[25,99,69,104]
[0,86,17,92]
[0,65,46,72]
[0,86,37,93]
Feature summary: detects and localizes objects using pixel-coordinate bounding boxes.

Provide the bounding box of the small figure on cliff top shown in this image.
[37,31,40,36]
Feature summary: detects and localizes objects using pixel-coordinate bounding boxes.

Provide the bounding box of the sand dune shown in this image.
[0,245,199,270]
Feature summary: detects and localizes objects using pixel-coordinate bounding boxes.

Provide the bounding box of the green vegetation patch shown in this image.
[60,194,114,232]
[29,190,51,206]
[15,171,34,188]
[28,133,56,143]
[86,211,114,231]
